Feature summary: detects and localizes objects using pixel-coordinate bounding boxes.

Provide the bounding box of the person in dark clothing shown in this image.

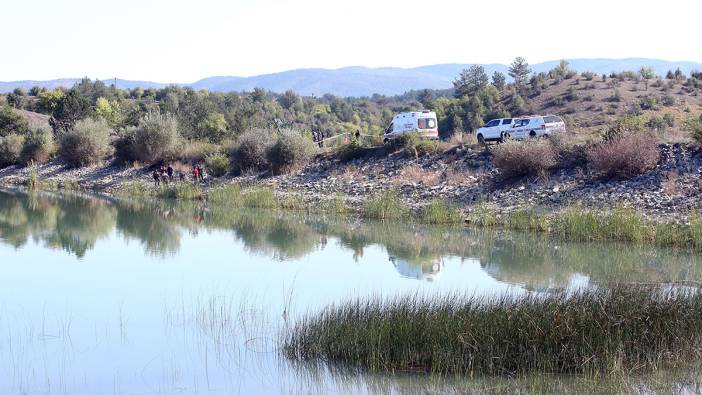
[178,172,185,182]
[152,170,160,186]
[167,164,174,181]
[197,164,205,182]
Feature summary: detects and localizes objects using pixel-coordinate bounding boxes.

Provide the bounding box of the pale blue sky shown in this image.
[3,0,700,82]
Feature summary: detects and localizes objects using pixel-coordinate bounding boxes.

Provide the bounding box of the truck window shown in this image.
[502,119,512,125]
[485,120,499,127]
[544,116,561,123]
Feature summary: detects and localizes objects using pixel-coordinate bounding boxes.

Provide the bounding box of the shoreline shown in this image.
[0,141,700,223]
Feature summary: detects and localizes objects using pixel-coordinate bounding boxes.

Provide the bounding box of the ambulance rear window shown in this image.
[418,118,437,129]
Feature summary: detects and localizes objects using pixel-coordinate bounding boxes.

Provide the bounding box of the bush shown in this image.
[205,152,230,177]
[0,133,25,167]
[116,112,180,163]
[391,132,439,158]
[59,118,113,167]
[602,115,645,141]
[231,129,274,172]
[0,105,28,137]
[267,129,317,173]
[21,126,55,164]
[587,133,659,178]
[492,139,557,178]
[581,71,595,81]
[688,119,702,144]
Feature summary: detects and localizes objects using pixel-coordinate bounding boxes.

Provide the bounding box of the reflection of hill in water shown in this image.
[1,189,701,288]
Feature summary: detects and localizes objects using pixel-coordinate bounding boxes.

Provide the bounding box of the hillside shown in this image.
[2,58,701,97]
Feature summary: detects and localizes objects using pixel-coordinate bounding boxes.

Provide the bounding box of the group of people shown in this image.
[152,163,207,186]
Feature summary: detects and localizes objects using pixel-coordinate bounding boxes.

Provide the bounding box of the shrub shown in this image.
[59,118,113,167]
[587,133,659,178]
[639,95,658,110]
[688,119,702,144]
[647,116,667,131]
[602,115,645,141]
[337,139,367,162]
[661,94,676,106]
[391,132,440,158]
[116,112,180,163]
[0,105,29,137]
[267,128,317,173]
[21,126,55,164]
[0,133,25,167]
[231,129,274,172]
[492,139,557,178]
[178,140,221,163]
[581,71,595,81]
[205,152,229,177]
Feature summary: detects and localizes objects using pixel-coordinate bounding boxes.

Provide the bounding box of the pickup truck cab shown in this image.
[476,118,514,144]
[505,115,566,140]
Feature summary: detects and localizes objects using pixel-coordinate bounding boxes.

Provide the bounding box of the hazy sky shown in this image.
[3,0,700,82]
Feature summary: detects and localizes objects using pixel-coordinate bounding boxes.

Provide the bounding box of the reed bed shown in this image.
[284,286,702,376]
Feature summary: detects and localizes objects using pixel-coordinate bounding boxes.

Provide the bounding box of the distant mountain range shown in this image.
[2,58,701,97]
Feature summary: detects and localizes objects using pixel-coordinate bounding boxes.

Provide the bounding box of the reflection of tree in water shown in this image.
[115,201,181,256]
[2,189,701,289]
[0,191,112,257]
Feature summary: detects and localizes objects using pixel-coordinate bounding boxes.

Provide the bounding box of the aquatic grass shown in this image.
[284,286,702,376]
[469,204,702,252]
[241,186,278,208]
[279,194,307,210]
[206,184,242,204]
[318,194,349,214]
[25,162,39,190]
[419,199,462,224]
[155,182,203,200]
[362,192,409,220]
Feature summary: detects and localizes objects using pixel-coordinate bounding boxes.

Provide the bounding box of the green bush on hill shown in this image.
[59,118,113,167]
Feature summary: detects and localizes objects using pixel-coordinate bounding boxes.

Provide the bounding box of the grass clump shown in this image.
[59,118,113,167]
[284,286,702,376]
[420,199,462,224]
[363,192,408,220]
[155,183,202,200]
[587,133,659,178]
[240,186,278,208]
[492,139,557,178]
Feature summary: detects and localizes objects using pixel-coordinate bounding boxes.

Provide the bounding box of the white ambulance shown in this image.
[383,111,439,143]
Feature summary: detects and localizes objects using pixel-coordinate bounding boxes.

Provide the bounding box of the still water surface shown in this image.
[0,189,700,394]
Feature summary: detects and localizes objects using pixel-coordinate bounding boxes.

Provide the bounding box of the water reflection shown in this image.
[0,188,701,289]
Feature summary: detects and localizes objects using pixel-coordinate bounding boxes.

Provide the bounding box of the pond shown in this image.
[0,188,700,393]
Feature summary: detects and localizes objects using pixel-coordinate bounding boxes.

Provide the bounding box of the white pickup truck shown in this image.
[505,115,566,140]
[475,118,516,144]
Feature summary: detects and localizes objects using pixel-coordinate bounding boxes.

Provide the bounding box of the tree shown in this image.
[95,97,122,128]
[639,66,655,90]
[49,89,91,134]
[37,89,65,114]
[508,57,531,89]
[417,89,434,109]
[491,71,506,90]
[453,65,489,97]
